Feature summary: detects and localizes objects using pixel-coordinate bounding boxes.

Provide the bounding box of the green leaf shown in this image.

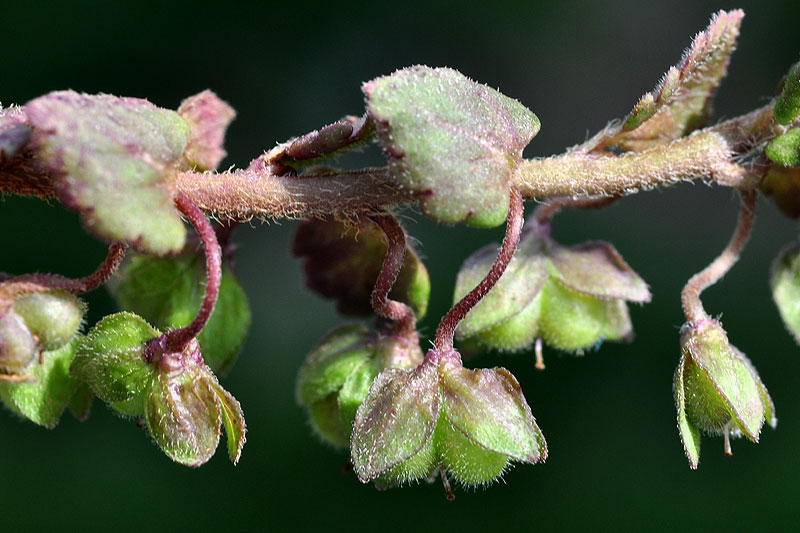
[25,91,189,255]
[775,61,800,125]
[71,312,159,410]
[293,216,429,318]
[610,10,743,151]
[765,129,800,167]
[350,360,440,482]
[0,337,82,428]
[107,249,251,375]
[366,66,540,227]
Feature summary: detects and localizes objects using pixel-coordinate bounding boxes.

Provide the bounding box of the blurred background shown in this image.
[3,0,800,530]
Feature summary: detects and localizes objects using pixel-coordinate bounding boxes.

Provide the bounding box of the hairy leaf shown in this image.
[366,66,540,227]
[177,90,235,171]
[608,10,743,151]
[25,91,190,255]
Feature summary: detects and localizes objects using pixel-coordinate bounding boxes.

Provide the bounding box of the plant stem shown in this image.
[2,104,780,220]
[0,242,126,300]
[434,186,524,352]
[533,196,619,225]
[681,190,757,324]
[145,192,222,362]
[367,212,417,339]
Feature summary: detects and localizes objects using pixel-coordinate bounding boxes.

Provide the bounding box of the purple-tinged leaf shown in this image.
[25,91,190,255]
[177,90,235,171]
[608,10,743,151]
[366,66,540,227]
[293,216,429,318]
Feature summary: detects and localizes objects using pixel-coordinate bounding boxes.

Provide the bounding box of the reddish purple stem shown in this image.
[368,212,417,339]
[434,187,524,352]
[1,242,126,299]
[145,192,222,362]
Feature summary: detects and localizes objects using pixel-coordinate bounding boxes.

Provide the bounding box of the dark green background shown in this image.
[3,0,800,530]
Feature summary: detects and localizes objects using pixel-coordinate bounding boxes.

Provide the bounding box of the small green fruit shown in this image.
[674,320,775,468]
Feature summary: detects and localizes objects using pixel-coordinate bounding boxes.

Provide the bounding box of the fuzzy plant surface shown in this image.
[2,8,800,500]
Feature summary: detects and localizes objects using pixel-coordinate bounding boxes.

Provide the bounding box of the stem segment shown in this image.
[434,186,524,352]
[681,190,757,324]
[367,212,417,339]
[0,242,126,300]
[533,195,619,225]
[145,192,222,362]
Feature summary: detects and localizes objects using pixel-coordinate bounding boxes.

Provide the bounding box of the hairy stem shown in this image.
[533,196,619,225]
[2,104,781,219]
[434,186,524,352]
[0,242,126,300]
[681,190,757,324]
[145,192,222,362]
[367,212,417,339]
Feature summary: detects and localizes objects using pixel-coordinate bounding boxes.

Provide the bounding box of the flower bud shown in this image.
[351,348,546,489]
[674,320,776,468]
[455,221,649,356]
[13,290,85,351]
[771,241,800,340]
[296,324,423,447]
[73,312,245,466]
[1,288,85,376]
[0,310,37,375]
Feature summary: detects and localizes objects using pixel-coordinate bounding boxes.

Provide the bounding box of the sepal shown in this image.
[674,320,775,467]
[0,336,85,428]
[454,221,649,354]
